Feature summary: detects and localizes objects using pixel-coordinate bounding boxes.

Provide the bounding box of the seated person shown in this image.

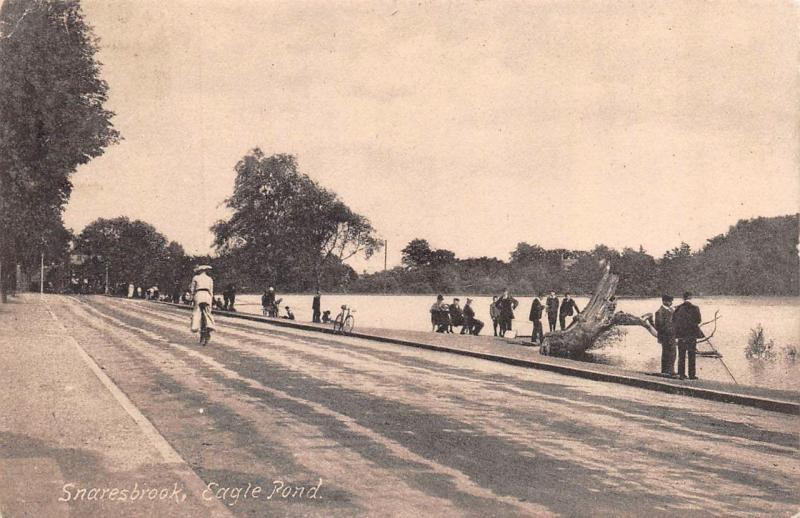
[321,310,331,323]
[283,306,295,320]
[430,295,450,333]
[462,298,484,335]
[449,298,465,333]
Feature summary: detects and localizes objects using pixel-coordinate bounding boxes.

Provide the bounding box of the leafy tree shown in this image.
[75,217,191,293]
[0,0,119,300]
[658,242,694,295]
[617,247,658,295]
[212,149,380,291]
[401,238,433,268]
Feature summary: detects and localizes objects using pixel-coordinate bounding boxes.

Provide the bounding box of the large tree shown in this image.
[212,149,381,291]
[0,0,119,300]
[75,217,191,293]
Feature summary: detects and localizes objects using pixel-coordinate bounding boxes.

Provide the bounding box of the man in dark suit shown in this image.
[312,290,322,323]
[559,293,580,330]
[449,298,465,333]
[529,295,544,344]
[654,294,676,376]
[463,298,484,336]
[672,291,702,380]
[545,291,559,332]
[493,289,519,337]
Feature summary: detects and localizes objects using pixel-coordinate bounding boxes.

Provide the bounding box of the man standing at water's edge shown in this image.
[559,293,580,330]
[546,292,559,332]
[529,295,544,345]
[654,295,677,376]
[312,290,322,323]
[673,291,702,380]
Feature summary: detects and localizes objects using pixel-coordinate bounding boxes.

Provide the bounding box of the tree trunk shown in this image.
[0,258,5,303]
[540,262,657,357]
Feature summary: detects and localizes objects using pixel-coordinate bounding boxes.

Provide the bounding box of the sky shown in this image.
[64,0,799,272]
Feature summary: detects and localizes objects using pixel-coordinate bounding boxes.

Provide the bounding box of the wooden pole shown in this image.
[105,263,109,295]
[40,252,44,294]
[384,240,388,271]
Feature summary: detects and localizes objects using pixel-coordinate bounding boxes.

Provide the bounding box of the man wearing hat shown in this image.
[529,294,545,345]
[654,295,677,376]
[462,298,484,335]
[672,291,702,380]
[190,265,215,344]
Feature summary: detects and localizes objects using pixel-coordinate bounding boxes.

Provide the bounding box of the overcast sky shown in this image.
[65,0,799,272]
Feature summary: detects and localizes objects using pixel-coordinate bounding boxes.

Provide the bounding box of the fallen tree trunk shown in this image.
[540,262,657,357]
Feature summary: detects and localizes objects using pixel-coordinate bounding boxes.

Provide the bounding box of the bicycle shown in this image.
[199,302,212,346]
[332,305,355,335]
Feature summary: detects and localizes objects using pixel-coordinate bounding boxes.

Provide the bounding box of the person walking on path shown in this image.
[673,291,702,380]
[312,290,322,323]
[546,291,559,332]
[493,289,519,337]
[190,265,215,344]
[489,296,501,336]
[463,298,484,335]
[529,295,545,345]
[654,294,677,376]
[559,293,580,330]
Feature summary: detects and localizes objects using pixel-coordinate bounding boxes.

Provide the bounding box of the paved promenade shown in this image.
[181,302,800,414]
[1,294,798,517]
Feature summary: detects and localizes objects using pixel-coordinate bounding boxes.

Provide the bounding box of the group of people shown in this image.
[526,292,581,344]
[430,296,485,335]
[431,290,585,341]
[653,292,704,380]
[260,287,329,321]
[184,266,705,381]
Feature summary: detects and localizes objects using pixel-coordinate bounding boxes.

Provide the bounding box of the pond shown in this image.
[233,293,800,392]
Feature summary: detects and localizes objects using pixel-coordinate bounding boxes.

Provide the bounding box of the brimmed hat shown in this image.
[194,265,212,273]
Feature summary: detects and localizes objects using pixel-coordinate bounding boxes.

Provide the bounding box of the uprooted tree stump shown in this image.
[540,262,657,357]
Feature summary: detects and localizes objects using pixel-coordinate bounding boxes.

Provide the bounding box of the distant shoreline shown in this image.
[235,292,800,300]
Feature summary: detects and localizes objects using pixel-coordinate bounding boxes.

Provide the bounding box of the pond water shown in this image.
[234,293,800,392]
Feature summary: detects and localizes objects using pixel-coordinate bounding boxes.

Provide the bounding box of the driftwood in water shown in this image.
[540,262,657,357]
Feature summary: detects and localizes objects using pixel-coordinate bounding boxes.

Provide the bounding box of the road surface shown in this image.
[9,295,799,517]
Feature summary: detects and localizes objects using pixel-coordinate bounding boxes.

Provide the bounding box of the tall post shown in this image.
[40,252,44,294]
[384,240,388,271]
[104,262,109,295]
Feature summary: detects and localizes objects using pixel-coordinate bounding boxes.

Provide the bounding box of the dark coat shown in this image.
[312,295,321,311]
[546,296,559,315]
[654,305,675,343]
[262,292,276,307]
[672,301,702,339]
[463,304,477,325]
[494,296,519,320]
[559,298,580,317]
[449,305,464,326]
[529,299,543,320]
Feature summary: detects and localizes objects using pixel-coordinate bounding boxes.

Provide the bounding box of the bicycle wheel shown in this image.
[342,315,354,335]
[333,314,344,334]
[199,314,207,345]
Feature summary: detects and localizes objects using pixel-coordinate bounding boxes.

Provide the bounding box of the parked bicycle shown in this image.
[333,305,355,335]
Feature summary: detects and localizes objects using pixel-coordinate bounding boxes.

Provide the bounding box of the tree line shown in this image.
[0,0,118,301]
[2,3,795,300]
[350,214,799,297]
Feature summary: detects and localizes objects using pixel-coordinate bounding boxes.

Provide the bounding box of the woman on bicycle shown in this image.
[190,265,215,344]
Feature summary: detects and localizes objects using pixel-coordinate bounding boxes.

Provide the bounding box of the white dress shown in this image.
[190,272,215,332]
